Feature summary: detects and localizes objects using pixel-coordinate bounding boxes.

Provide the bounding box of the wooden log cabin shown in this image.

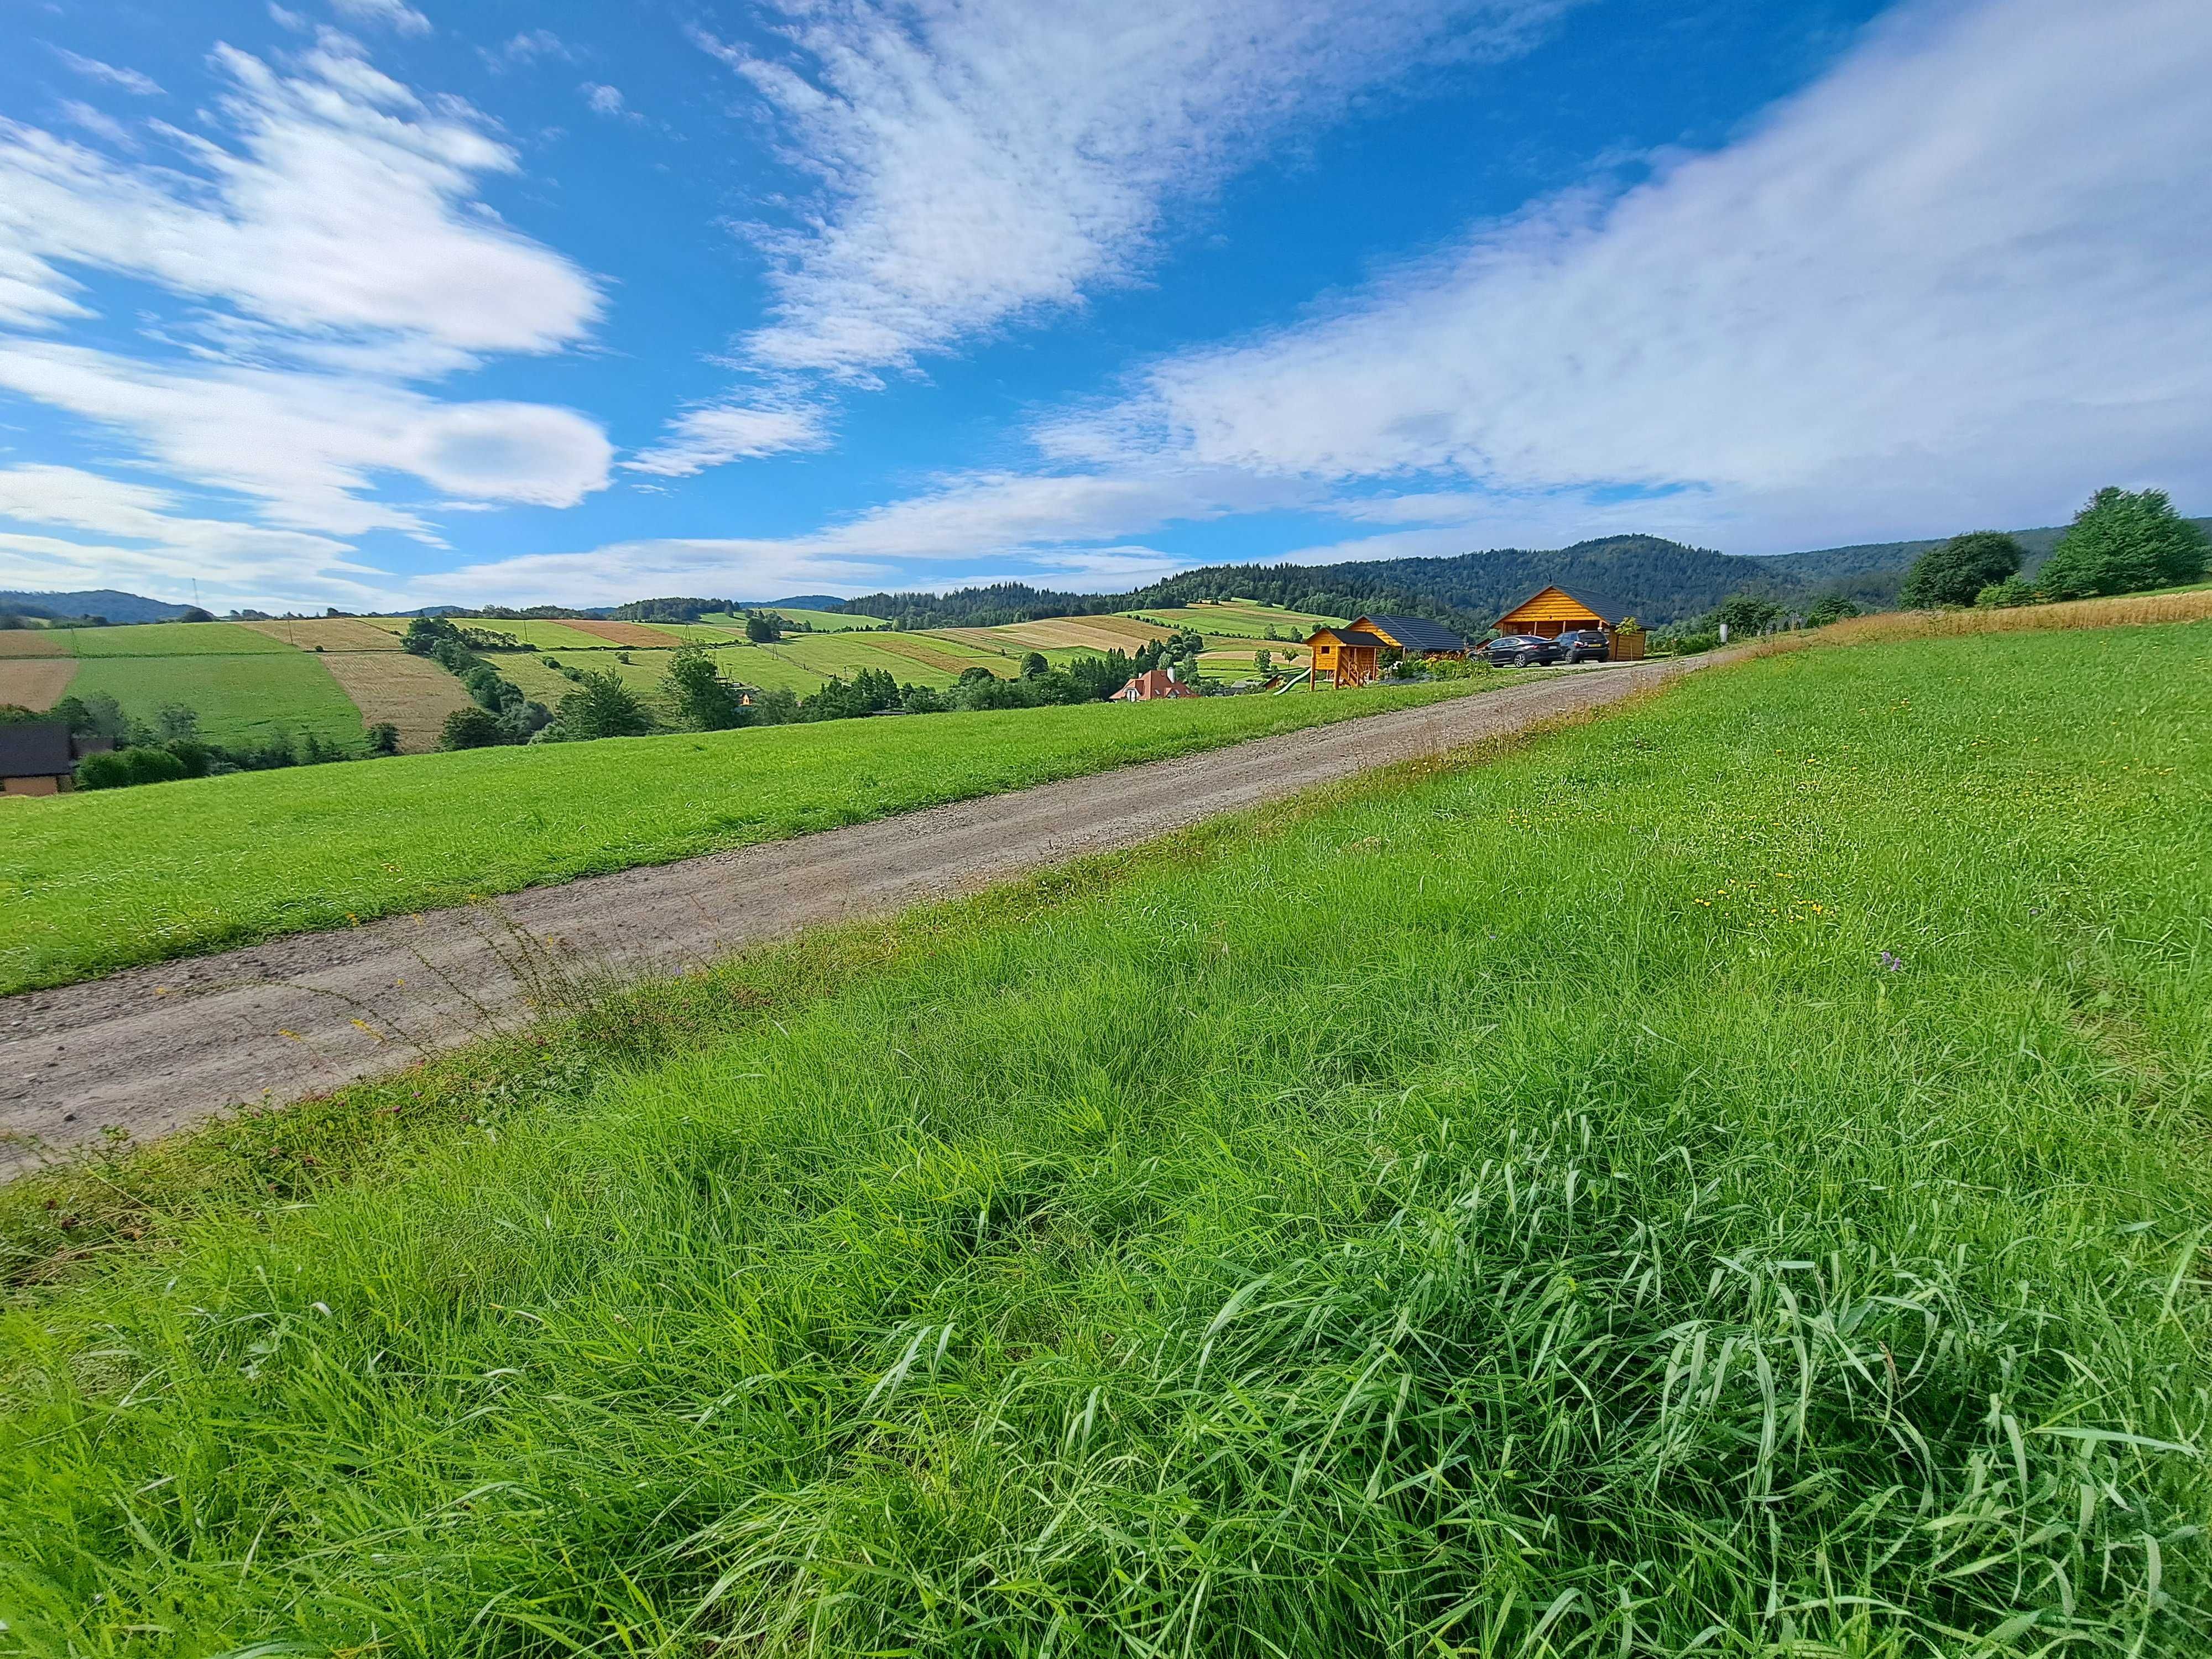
[1492,585,1646,659]
[1302,614,1470,687]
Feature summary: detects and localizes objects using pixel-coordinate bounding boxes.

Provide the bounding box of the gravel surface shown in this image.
[1,659,1712,1167]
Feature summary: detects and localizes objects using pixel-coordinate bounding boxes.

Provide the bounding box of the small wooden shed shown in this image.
[1303,625,1390,687]
[0,721,84,796]
[1493,585,1645,659]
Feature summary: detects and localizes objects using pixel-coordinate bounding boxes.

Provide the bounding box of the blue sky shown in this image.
[0,0,2206,612]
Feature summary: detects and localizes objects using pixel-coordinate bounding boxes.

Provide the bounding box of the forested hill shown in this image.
[0,588,195,624]
[843,535,1840,631]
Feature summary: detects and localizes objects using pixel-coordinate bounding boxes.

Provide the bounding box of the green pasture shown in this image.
[763,606,885,631]
[4,625,2208,1655]
[52,620,297,656]
[764,630,983,687]
[710,645,831,694]
[634,622,752,646]
[62,650,364,749]
[0,680,1489,994]
[444,617,615,651]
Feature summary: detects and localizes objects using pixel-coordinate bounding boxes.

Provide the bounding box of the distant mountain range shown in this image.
[9,520,2201,634]
[0,588,197,624]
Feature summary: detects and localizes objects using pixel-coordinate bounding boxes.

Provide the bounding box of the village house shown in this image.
[1302,614,1469,687]
[1493,585,1646,658]
[0,721,107,796]
[1112,667,1199,701]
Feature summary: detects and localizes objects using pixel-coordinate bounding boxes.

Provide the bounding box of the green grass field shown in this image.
[1127,600,1346,638]
[51,620,299,656]
[0,681,1490,995]
[3,625,2206,1655]
[63,650,365,749]
[761,606,886,632]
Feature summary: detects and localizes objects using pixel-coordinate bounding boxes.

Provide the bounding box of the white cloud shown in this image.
[1046,0,2212,554]
[52,50,163,97]
[580,82,632,118]
[54,101,135,151]
[486,30,575,69]
[624,403,832,477]
[328,0,431,36]
[0,465,387,611]
[704,0,1570,384]
[0,37,602,354]
[0,35,613,544]
[0,342,612,538]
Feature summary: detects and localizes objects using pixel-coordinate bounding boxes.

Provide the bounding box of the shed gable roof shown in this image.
[0,720,73,778]
[1307,627,1387,649]
[1496,584,1633,626]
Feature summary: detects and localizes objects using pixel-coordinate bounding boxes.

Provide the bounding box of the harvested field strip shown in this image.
[0,631,70,658]
[635,623,750,645]
[240,618,402,652]
[865,634,997,675]
[0,656,78,709]
[440,618,613,651]
[564,619,684,648]
[316,651,473,753]
[59,621,296,656]
[485,651,577,708]
[3,629,2208,1655]
[0,680,1489,994]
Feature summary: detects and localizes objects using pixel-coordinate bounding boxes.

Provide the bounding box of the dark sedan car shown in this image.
[1557,629,1611,663]
[1483,633,1563,666]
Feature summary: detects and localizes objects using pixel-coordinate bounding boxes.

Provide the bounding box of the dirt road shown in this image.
[2,659,1710,1165]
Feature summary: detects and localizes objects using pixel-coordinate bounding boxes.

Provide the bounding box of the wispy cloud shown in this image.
[712,0,1569,385]
[484,29,576,69]
[328,0,431,37]
[623,403,832,477]
[580,82,636,119]
[51,49,163,97]
[0,465,387,611]
[1045,0,2212,554]
[0,32,612,539]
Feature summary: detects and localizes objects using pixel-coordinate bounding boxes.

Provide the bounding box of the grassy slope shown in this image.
[64,650,365,750]
[2,626,2206,1655]
[0,681,1489,994]
[52,621,298,656]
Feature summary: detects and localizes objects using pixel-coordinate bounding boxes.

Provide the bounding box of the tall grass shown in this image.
[1,626,2207,1655]
[1797,583,2212,646]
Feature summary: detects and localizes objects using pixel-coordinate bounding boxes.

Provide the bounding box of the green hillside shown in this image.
[5,624,2206,1652]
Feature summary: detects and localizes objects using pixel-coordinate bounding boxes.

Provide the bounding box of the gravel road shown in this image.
[2,659,1710,1166]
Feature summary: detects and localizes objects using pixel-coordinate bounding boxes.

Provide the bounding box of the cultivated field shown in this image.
[754,606,886,632]
[932,615,1172,655]
[315,650,474,752]
[0,630,70,658]
[0,681,1491,994]
[240,617,403,652]
[1128,599,1345,636]
[48,620,297,656]
[0,656,78,709]
[4,625,2206,1653]
[64,650,363,749]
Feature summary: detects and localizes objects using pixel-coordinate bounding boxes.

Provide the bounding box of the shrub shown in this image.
[1900,531,2025,608]
[2037,486,2209,599]
[1974,576,2039,609]
[661,645,747,731]
[367,723,401,756]
[1803,593,1860,627]
[76,745,188,790]
[744,612,782,643]
[439,705,508,750]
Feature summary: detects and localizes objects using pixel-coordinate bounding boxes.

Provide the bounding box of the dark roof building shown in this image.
[1,720,82,796]
[1350,614,1470,654]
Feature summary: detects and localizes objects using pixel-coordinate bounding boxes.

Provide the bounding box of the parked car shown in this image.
[1483,634,1563,666]
[1557,629,1611,664]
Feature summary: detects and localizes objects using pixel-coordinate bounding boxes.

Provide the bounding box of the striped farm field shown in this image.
[764,632,1002,689]
[755,606,885,632]
[444,617,618,651]
[930,615,1169,655]
[860,633,1001,676]
[0,629,71,657]
[634,623,753,646]
[54,620,297,656]
[0,655,79,709]
[1129,601,1344,637]
[562,619,692,649]
[316,651,474,753]
[710,646,832,695]
[241,617,404,652]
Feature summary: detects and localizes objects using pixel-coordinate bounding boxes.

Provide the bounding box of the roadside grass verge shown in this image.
[1793,583,2212,648]
[0,679,1493,997]
[2,625,2206,1655]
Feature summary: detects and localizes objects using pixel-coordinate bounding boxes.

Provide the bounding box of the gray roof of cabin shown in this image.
[1311,628,1387,649]
[1362,614,1467,650]
[0,720,72,778]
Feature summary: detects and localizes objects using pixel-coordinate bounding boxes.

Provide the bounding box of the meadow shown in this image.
[0,680,1490,994]
[63,650,364,750]
[2,624,2205,1655]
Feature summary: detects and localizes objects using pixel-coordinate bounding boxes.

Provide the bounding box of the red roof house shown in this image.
[1112,668,1198,701]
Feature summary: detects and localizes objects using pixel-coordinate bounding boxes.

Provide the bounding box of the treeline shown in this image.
[1893,488,2206,609]
[838,535,1798,633]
